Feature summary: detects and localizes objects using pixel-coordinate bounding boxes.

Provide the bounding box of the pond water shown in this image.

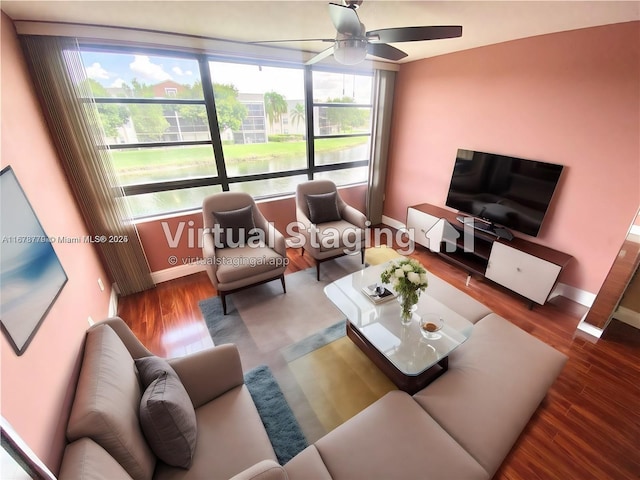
[116,143,368,184]
[125,143,369,218]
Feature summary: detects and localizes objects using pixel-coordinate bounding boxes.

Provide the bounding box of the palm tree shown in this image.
[290,103,305,132]
[264,91,288,134]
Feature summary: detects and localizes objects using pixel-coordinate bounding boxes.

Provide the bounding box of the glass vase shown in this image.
[398,295,418,326]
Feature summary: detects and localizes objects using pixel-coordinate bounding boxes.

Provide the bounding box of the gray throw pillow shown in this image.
[212,204,259,247]
[305,192,342,224]
[135,356,197,469]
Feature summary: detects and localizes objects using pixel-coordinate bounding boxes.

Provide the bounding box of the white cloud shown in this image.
[172,66,193,76]
[85,62,109,80]
[110,78,126,88]
[130,55,172,82]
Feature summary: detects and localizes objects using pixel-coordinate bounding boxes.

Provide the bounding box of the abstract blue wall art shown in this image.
[0,166,68,355]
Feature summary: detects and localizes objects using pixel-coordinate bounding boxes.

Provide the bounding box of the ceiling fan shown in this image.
[252,0,462,65]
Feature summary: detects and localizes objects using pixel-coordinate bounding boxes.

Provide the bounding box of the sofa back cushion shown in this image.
[59,438,134,480]
[66,325,156,480]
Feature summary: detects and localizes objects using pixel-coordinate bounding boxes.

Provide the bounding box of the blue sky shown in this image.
[80,50,372,102]
[80,51,200,89]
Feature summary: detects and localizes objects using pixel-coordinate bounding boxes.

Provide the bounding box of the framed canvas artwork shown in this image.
[0,166,68,355]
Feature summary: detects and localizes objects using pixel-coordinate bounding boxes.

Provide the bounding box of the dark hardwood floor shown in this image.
[118,229,640,479]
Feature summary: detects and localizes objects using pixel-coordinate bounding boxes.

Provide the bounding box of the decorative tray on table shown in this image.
[361,284,397,304]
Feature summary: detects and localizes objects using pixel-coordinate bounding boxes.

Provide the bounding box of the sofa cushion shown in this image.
[312,219,363,254]
[314,390,488,480]
[284,446,333,480]
[153,385,277,480]
[229,460,288,480]
[59,438,134,480]
[213,205,258,247]
[215,245,285,285]
[66,325,156,480]
[413,313,568,477]
[306,192,341,224]
[136,356,197,469]
[424,272,492,324]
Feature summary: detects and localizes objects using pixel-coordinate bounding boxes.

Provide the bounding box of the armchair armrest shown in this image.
[266,221,287,258]
[341,204,367,229]
[229,460,289,480]
[295,206,315,243]
[296,206,313,229]
[202,231,219,286]
[168,343,244,409]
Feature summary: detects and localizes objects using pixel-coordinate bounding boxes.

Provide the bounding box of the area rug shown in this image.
[197,254,391,443]
[198,296,248,345]
[199,255,363,353]
[364,245,404,266]
[244,364,308,464]
[280,320,346,362]
[288,336,395,432]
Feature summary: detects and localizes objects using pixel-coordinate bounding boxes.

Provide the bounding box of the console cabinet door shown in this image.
[486,242,562,304]
[407,208,441,250]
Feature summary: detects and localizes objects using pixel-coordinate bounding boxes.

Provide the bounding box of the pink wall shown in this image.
[138,184,367,272]
[385,21,640,295]
[1,14,112,474]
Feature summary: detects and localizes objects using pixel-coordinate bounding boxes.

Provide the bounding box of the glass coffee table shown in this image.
[324,262,475,394]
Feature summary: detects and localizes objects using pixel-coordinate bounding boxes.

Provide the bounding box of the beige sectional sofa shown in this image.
[59,303,566,480]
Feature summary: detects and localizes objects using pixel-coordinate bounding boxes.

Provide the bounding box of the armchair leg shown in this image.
[221,293,228,315]
[280,275,287,293]
[361,247,365,264]
[316,262,321,281]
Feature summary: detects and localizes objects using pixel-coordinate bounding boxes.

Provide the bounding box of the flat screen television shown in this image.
[445,149,564,237]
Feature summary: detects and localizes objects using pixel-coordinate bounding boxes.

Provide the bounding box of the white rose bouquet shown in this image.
[380,258,429,323]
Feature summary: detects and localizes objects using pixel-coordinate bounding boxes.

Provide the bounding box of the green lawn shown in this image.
[111,136,368,170]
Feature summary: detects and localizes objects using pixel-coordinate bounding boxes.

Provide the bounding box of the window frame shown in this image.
[79,44,374,218]
[306,67,373,180]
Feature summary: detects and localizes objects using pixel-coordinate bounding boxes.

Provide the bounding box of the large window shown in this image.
[209,61,307,197]
[80,47,374,218]
[311,71,372,184]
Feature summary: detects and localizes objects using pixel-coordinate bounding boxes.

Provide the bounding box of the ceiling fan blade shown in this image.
[306,45,336,65]
[329,3,362,36]
[367,26,463,43]
[367,43,407,61]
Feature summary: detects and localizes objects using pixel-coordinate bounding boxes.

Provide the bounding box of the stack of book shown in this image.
[361,284,397,304]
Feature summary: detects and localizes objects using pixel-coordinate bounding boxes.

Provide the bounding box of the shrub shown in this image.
[268,134,305,143]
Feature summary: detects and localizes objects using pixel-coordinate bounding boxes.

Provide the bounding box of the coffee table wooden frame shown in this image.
[346,322,449,395]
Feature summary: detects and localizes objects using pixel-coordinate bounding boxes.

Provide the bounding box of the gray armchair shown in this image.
[202,192,287,314]
[295,180,367,280]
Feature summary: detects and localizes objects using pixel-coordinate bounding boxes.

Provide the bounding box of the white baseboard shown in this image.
[576,317,604,339]
[549,283,596,308]
[550,283,604,338]
[381,215,405,231]
[108,284,119,317]
[151,263,206,284]
[612,306,640,329]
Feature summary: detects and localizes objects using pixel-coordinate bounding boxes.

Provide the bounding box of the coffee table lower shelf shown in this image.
[346,322,448,395]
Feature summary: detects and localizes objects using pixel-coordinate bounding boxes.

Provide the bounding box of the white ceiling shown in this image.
[2,1,639,64]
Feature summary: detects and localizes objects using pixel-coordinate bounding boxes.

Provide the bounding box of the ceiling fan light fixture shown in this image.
[333,38,368,65]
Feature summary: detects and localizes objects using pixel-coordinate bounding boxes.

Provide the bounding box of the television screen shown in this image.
[445,149,563,237]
